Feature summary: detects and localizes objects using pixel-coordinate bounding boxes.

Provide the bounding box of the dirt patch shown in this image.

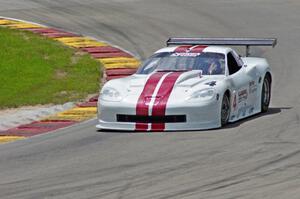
[71,51,88,65]
[54,69,67,79]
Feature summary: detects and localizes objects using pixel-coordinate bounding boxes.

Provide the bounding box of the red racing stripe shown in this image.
[174,45,193,52]
[135,72,166,131]
[151,72,183,131]
[190,45,207,53]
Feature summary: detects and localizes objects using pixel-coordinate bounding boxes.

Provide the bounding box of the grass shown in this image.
[0,27,101,109]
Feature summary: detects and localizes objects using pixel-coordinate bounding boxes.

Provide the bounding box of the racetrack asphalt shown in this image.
[1,0,300,198]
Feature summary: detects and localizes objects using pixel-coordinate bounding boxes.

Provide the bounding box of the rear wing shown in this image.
[166,37,277,56]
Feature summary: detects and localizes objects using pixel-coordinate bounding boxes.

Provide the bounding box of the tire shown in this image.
[221,93,230,126]
[261,74,271,112]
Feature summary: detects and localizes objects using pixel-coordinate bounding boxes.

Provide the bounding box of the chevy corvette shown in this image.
[96,37,277,131]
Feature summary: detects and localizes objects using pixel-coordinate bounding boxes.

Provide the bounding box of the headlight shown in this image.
[100,87,123,102]
[187,88,215,101]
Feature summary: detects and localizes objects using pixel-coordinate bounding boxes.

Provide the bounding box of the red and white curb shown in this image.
[0,17,140,143]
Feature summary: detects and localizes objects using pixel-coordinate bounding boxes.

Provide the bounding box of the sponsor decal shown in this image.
[233,94,237,111]
[249,107,254,114]
[171,52,200,57]
[237,105,254,118]
[238,89,248,103]
[145,96,161,105]
[249,80,257,94]
[249,80,255,87]
[237,105,248,118]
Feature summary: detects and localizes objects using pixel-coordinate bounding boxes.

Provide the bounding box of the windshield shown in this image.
[137,52,225,75]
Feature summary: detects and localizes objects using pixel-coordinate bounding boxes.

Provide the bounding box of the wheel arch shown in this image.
[265,71,272,83]
[224,89,231,97]
[219,89,231,127]
[223,89,231,103]
[260,71,272,112]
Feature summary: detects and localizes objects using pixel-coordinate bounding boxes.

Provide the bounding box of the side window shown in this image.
[227,52,241,75]
[232,51,244,67]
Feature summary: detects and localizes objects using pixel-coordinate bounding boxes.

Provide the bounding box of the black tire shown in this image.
[261,74,271,112]
[261,74,271,113]
[221,93,230,126]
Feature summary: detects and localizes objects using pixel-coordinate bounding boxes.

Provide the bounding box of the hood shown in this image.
[103,70,225,101]
[128,70,224,90]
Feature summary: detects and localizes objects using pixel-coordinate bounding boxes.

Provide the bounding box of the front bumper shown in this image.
[96,99,221,131]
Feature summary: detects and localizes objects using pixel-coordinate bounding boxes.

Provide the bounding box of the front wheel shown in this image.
[221,94,230,126]
[261,74,271,112]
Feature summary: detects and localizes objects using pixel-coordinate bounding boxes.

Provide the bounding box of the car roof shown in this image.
[154,45,232,55]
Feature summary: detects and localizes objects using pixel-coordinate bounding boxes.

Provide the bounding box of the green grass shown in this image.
[0,27,101,109]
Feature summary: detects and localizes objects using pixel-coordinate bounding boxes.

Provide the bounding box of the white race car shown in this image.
[97,37,277,131]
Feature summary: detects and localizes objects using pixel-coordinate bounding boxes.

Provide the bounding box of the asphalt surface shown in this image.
[1,0,300,198]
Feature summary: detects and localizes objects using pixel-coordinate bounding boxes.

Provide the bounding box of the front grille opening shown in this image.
[117,114,186,123]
